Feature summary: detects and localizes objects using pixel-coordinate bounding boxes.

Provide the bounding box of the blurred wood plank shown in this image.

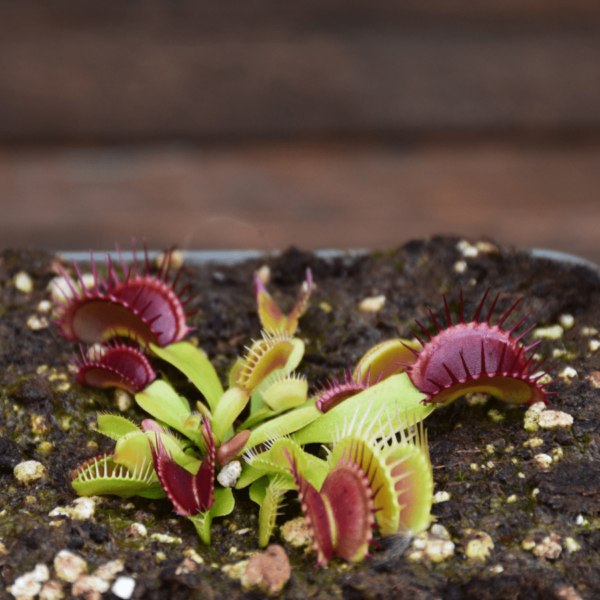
[1,25,599,142]
[1,142,599,264]
[1,0,600,142]
[2,0,600,32]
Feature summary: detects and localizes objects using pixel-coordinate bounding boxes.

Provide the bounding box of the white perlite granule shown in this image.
[54,550,87,583]
[111,576,136,599]
[217,460,242,488]
[9,564,49,600]
[14,461,47,485]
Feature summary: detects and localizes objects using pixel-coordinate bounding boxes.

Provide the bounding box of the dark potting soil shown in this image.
[0,235,599,600]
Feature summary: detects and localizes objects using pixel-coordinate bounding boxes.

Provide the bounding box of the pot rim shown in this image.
[60,247,599,274]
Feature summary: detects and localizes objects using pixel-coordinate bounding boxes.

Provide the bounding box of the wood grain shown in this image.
[1,143,599,264]
[0,2,599,141]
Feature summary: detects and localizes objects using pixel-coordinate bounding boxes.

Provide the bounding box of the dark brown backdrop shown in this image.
[1,1,599,262]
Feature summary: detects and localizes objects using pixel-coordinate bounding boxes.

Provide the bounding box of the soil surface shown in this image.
[0,236,599,600]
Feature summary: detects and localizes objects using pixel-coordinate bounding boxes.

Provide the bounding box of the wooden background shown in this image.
[1,1,599,263]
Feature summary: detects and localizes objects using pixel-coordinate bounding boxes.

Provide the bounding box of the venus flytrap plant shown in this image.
[55,243,193,348]
[352,289,558,407]
[72,340,157,394]
[64,253,321,548]
[63,250,450,563]
[251,476,291,548]
[255,268,313,335]
[285,448,376,566]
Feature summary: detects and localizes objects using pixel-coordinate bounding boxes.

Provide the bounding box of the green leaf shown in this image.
[150,341,224,411]
[249,476,270,505]
[135,380,192,438]
[238,406,277,431]
[250,476,294,548]
[96,413,140,440]
[293,373,433,446]
[211,387,250,443]
[72,455,165,499]
[246,401,321,449]
[212,487,235,517]
[235,461,268,489]
[188,488,235,545]
[114,431,200,473]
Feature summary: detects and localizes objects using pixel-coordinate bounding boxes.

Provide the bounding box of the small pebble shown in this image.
[71,575,110,600]
[575,515,587,526]
[95,560,124,582]
[358,295,386,312]
[49,497,98,521]
[319,301,332,313]
[9,564,49,600]
[280,517,312,548]
[533,325,564,340]
[114,389,133,412]
[506,494,518,503]
[555,585,584,600]
[463,530,494,561]
[126,523,147,538]
[175,558,199,575]
[521,537,536,551]
[432,491,451,504]
[538,410,573,429]
[534,454,553,468]
[581,326,598,336]
[37,300,52,313]
[466,392,490,407]
[475,241,498,254]
[217,461,242,488]
[588,340,600,352]
[14,461,47,485]
[14,271,34,294]
[532,535,562,560]
[564,537,581,553]
[558,314,575,330]
[54,550,87,583]
[150,533,182,545]
[453,260,467,273]
[559,366,577,380]
[523,402,546,433]
[222,560,249,581]
[523,437,544,448]
[241,545,291,596]
[490,564,504,575]
[39,580,65,600]
[27,315,49,331]
[487,409,504,423]
[31,414,50,435]
[111,576,136,600]
[183,548,204,565]
[457,240,479,257]
[587,371,600,389]
[430,524,451,539]
[47,276,77,302]
[407,526,455,564]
